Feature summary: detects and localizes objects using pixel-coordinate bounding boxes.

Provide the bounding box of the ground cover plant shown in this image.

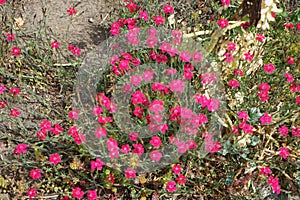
[0,0,299,199]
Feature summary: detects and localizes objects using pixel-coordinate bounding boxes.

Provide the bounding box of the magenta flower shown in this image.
[11,47,21,56]
[263,63,276,74]
[6,33,16,42]
[150,136,162,148]
[10,108,20,117]
[227,42,236,51]
[27,188,37,199]
[121,144,131,154]
[283,72,294,82]
[260,113,272,125]
[67,7,76,15]
[91,158,104,171]
[14,143,28,155]
[139,10,149,21]
[172,164,182,174]
[125,167,136,179]
[176,174,187,185]
[153,16,165,25]
[49,153,61,165]
[217,18,229,28]
[192,51,202,62]
[244,52,254,61]
[29,168,42,180]
[166,181,177,192]
[72,187,84,199]
[132,143,144,155]
[279,147,290,159]
[278,126,289,136]
[286,56,295,64]
[142,70,153,82]
[228,79,240,88]
[87,190,98,200]
[51,41,60,49]
[256,33,265,42]
[238,111,248,121]
[163,4,174,14]
[259,166,272,176]
[221,0,230,6]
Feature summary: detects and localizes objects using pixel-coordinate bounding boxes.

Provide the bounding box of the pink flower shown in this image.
[221,0,230,6]
[296,96,300,105]
[67,7,76,15]
[260,113,272,125]
[11,47,21,56]
[87,190,98,200]
[268,176,281,194]
[150,150,162,162]
[52,123,63,135]
[192,51,202,62]
[283,72,294,82]
[69,110,80,119]
[291,126,300,136]
[256,34,265,42]
[169,79,185,93]
[0,0,6,4]
[153,16,165,25]
[91,158,104,171]
[172,30,182,45]
[163,4,174,14]
[128,132,139,141]
[132,143,144,155]
[244,52,254,61]
[278,126,289,136]
[72,187,84,199]
[30,168,42,180]
[71,47,81,56]
[172,164,182,174]
[179,51,191,62]
[207,99,220,112]
[6,33,16,42]
[0,86,7,94]
[217,18,229,28]
[224,52,234,64]
[110,27,120,36]
[238,111,248,121]
[9,87,20,95]
[259,166,272,176]
[10,108,20,117]
[149,136,162,148]
[125,168,136,179]
[51,41,60,49]
[279,147,290,159]
[139,10,149,21]
[286,56,295,64]
[166,181,177,192]
[14,143,28,155]
[92,106,103,116]
[49,153,61,165]
[142,70,153,82]
[201,73,217,84]
[297,22,300,31]
[228,79,240,88]
[227,42,236,51]
[285,23,294,29]
[130,75,142,87]
[160,42,171,53]
[94,127,107,139]
[234,69,243,76]
[263,63,276,74]
[27,188,37,199]
[121,144,131,154]
[149,100,164,113]
[176,174,186,185]
[126,3,137,13]
[39,120,52,132]
[258,83,270,91]
[187,140,198,150]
